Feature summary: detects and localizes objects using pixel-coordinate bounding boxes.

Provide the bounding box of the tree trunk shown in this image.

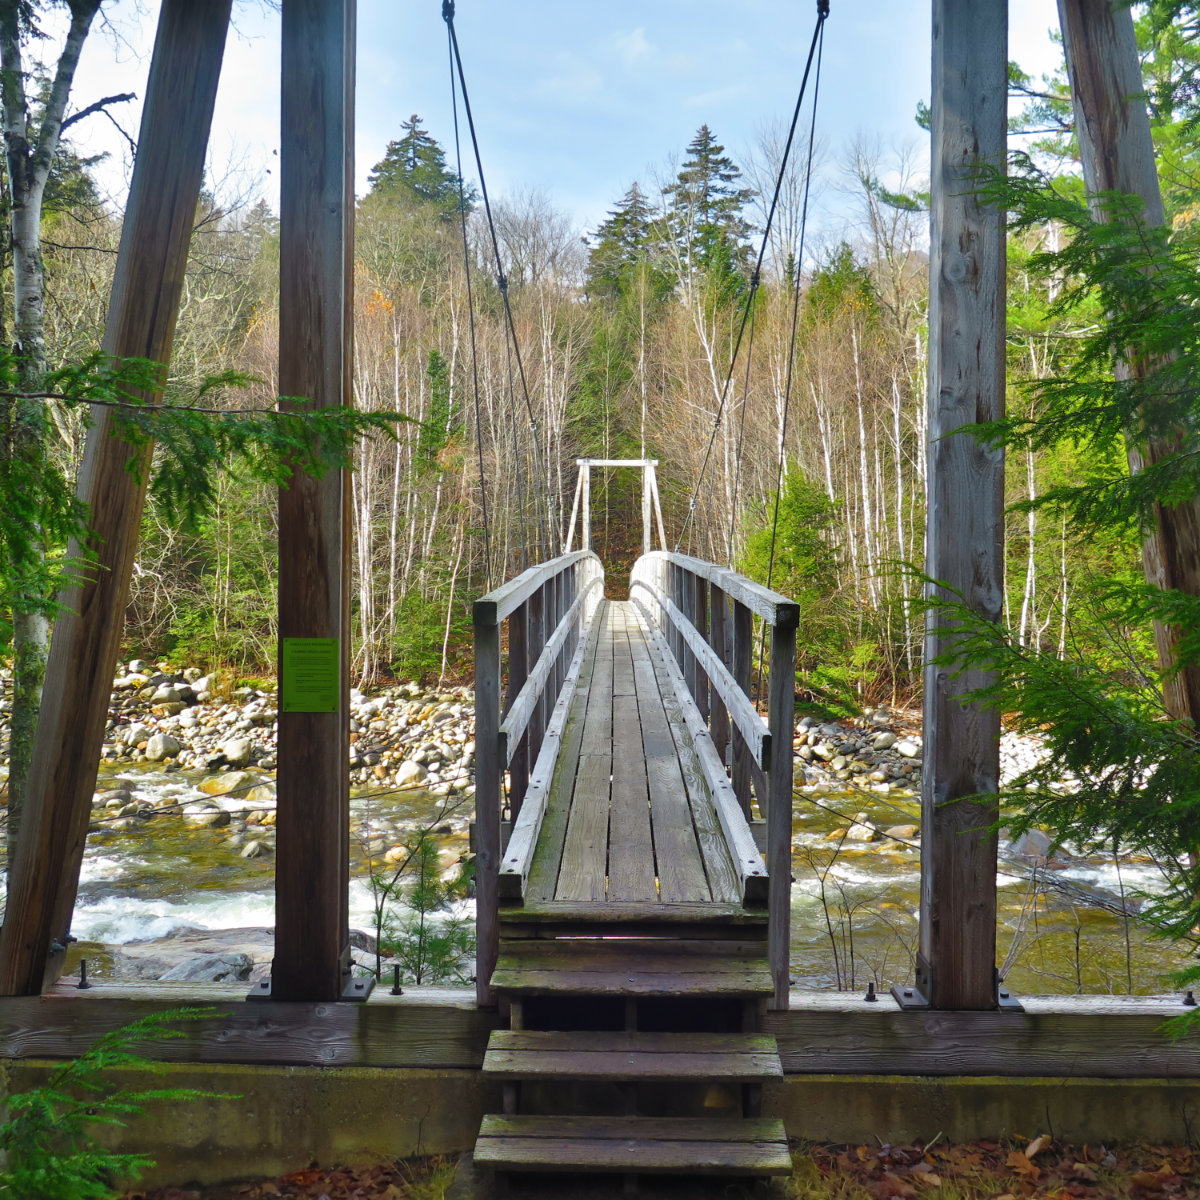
[0,0,101,862]
[1058,0,1200,730]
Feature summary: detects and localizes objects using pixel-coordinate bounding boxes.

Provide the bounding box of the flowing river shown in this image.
[56,764,1188,996]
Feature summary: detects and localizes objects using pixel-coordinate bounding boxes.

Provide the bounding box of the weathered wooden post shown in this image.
[1057,0,1200,732]
[269,0,361,1002]
[581,460,592,552]
[766,608,798,1010]
[474,598,502,1007]
[896,0,1008,1011]
[0,0,233,996]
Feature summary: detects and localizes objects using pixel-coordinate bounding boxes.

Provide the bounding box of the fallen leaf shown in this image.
[912,1172,942,1187]
[1071,1161,1099,1182]
[1026,1134,1050,1158]
[1006,1149,1041,1178]
[872,1172,917,1199]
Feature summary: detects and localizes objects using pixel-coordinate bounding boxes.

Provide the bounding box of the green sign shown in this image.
[281,637,340,713]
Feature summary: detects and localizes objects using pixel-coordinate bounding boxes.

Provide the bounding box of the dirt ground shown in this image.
[119,1137,1200,1200]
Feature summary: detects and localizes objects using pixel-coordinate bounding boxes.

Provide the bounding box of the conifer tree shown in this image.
[367,114,474,218]
[662,124,755,287]
[584,182,668,302]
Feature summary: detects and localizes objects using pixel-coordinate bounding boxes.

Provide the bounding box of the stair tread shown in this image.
[491,938,773,998]
[483,1030,782,1081]
[475,1114,792,1176]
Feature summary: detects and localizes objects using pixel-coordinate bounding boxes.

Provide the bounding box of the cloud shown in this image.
[683,84,751,110]
[537,58,605,102]
[614,27,653,67]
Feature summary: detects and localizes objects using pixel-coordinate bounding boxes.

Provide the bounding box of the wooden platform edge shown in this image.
[498,608,601,902]
[2,987,1199,1078]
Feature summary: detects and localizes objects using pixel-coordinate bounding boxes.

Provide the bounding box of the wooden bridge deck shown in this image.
[519,599,743,911]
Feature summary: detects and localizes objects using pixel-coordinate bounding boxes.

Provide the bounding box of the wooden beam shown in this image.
[913,0,1007,1011]
[0,0,232,997]
[766,618,796,1011]
[1057,0,1200,733]
[271,0,356,1002]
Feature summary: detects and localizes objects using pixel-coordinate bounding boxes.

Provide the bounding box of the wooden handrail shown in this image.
[473,551,604,1006]
[630,552,797,1010]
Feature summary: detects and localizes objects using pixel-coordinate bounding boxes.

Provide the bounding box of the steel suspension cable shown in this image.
[447,16,492,587]
[675,0,831,554]
[753,3,827,711]
[443,0,552,561]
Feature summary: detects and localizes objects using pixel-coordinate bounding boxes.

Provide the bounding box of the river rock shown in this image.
[1011,828,1055,862]
[220,736,256,768]
[396,759,428,788]
[145,732,182,761]
[184,811,229,830]
[895,738,921,758]
[872,731,897,751]
[198,770,257,797]
[159,952,254,983]
[241,840,268,859]
[884,824,920,841]
[244,783,277,807]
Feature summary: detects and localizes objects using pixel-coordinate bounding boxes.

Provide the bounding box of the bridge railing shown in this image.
[473,550,605,1006]
[630,551,798,1009]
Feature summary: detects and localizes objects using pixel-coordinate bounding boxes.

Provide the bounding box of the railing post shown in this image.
[767,612,798,1010]
[474,605,502,1008]
[529,583,547,776]
[507,601,529,823]
[710,586,731,768]
[731,600,754,818]
[693,573,710,725]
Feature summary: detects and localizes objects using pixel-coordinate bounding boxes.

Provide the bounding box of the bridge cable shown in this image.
[447,14,493,587]
[754,1,827,708]
[674,0,830,556]
[444,0,553,563]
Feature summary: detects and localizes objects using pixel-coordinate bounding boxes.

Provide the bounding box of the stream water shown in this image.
[59,765,1189,996]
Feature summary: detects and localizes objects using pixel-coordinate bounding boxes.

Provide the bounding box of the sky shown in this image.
[61,1,1064,242]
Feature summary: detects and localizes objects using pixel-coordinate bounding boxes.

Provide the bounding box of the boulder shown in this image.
[159,953,253,983]
[197,770,257,797]
[220,736,256,768]
[396,759,428,788]
[145,732,182,762]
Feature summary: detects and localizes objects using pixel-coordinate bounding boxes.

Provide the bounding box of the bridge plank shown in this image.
[523,607,604,904]
[643,627,742,906]
[557,756,611,902]
[631,616,710,904]
[608,618,657,902]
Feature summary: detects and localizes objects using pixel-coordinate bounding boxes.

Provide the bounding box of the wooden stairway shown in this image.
[470,923,791,1192]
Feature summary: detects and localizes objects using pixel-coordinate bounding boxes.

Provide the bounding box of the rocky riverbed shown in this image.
[0,661,1174,992]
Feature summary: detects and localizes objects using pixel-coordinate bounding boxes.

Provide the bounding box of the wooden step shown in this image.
[483,1030,782,1082]
[499,900,768,942]
[474,1114,792,1176]
[491,937,773,999]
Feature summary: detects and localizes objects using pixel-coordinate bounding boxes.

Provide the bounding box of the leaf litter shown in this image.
[120,1140,1198,1200]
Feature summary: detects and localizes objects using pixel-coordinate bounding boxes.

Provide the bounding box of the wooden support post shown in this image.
[731,602,753,817]
[272,0,357,1003]
[905,0,1007,1012]
[474,611,501,1008]
[642,466,652,556]
[693,573,709,725]
[0,0,232,997]
[710,587,731,767]
[581,461,592,552]
[565,469,583,553]
[507,601,529,821]
[649,463,667,551]
[1058,0,1200,732]
[766,615,797,1010]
